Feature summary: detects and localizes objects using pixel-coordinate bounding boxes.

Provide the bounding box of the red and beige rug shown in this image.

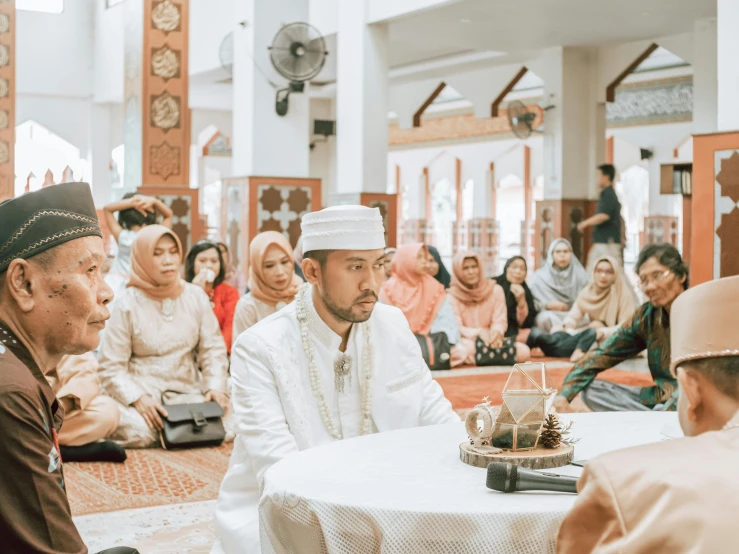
[66,442,233,516]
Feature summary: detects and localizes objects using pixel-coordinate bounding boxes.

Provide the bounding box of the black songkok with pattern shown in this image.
[0,182,102,273]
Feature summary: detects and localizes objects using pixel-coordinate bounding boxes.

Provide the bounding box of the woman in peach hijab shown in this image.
[232,231,303,340]
[380,243,464,368]
[448,251,530,364]
[98,225,232,448]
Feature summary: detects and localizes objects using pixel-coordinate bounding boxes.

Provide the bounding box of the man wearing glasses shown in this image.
[553,244,688,412]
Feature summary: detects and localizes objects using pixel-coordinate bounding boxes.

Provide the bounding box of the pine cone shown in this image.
[539,414,562,449]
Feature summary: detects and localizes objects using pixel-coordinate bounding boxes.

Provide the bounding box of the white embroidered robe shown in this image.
[212,286,459,554]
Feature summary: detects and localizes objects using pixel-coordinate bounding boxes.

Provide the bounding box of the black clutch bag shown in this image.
[160,399,225,450]
[415,332,452,371]
[475,336,517,366]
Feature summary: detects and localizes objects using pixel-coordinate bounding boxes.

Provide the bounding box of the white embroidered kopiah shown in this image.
[296,284,374,440]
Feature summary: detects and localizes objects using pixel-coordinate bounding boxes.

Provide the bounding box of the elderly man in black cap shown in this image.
[0,183,137,553]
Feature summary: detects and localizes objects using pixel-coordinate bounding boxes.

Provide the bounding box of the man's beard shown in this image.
[319,278,376,324]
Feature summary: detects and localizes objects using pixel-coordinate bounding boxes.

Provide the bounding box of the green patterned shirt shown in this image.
[560,302,677,409]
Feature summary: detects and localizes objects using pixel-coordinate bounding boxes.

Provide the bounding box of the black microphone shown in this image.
[486,462,578,494]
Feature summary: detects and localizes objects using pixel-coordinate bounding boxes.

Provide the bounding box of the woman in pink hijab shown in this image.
[448,251,531,364]
[380,243,465,367]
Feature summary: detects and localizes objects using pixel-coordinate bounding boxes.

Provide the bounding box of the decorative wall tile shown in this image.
[256,185,312,247]
[607,77,692,127]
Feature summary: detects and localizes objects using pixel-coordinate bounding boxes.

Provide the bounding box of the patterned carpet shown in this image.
[66,442,233,516]
[435,364,653,410]
[65,363,652,516]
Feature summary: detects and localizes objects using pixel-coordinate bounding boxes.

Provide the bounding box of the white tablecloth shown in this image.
[259,412,678,554]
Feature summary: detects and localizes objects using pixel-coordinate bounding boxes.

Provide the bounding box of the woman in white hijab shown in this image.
[531,238,589,332]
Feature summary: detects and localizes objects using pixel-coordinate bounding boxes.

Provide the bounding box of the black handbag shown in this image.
[475,336,517,366]
[159,392,226,450]
[415,332,452,371]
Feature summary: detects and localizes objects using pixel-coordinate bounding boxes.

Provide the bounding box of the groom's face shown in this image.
[317,249,386,323]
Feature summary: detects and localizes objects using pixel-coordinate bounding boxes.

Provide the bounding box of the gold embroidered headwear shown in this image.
[0,182,102,273]
[670,275,739,373]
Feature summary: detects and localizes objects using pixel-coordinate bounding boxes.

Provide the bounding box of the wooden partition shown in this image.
[692,131,739,284]
[643,216,679,247]
[360,193,399,248]
[453,218,499,277]
[221,176,321,280]
[534,199,597,269]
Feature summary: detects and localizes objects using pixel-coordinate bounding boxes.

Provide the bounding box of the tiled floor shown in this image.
[75,501,217,553]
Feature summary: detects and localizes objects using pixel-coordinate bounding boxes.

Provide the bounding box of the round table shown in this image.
[259,412,678,554]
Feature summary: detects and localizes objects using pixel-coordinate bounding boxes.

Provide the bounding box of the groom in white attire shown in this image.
[212,205,459,553]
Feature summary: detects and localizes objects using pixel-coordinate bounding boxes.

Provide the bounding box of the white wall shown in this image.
[17,1,94,98]
[190,0,235,76]
[93,0,124,103]
[387,136,542,219]
[609,122,693,216]
[192,109,233,145]
[309,98,336,204]
[16,95,92,154]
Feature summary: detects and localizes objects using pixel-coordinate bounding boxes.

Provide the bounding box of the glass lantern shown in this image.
[491,362,557,451]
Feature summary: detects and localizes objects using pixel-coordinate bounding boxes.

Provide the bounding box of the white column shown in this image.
[335,0,389,200]
[693,18,718,134]
[231,0,310,177]
[89,103,112,207]
[465,161,492,219]
[717,0,739,131]
[531,47,605,201]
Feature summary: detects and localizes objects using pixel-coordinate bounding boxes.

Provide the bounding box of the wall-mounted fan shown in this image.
[268,22,328,116]
[507,100,541,140]
[218,31,233,76]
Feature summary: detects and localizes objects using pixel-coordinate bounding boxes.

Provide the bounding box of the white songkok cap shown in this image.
[301,205,386,252]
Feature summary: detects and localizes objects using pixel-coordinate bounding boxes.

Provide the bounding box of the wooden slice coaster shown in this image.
[459,442,574,470]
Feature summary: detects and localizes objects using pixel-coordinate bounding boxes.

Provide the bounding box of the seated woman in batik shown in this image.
[554,244,688,413]
[98,225,232,448]
[185,240,241,354]
[379,243,464,367]
[530,238,589,333]
[563,256,637,343]
[448,251,530,364]
[232,231,303,340]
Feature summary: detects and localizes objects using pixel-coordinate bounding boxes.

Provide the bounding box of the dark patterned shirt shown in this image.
[560,302,677,409]
[0,322,87,554]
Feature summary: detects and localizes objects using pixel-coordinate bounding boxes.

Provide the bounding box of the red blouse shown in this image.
[208,282,240,354]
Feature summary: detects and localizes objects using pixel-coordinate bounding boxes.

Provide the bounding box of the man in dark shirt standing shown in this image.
[0,183,137,554]
[577,163,623,272]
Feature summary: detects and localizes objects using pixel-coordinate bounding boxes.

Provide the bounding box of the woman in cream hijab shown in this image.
[563,255,637,342]
[232,231,303,340]
[98,225,232,448]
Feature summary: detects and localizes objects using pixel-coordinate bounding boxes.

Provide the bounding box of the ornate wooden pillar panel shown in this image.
[222,176,321,281]
[0,1,14,202]
[643,216,679,247]
[692,132,739,284]
[126,0,196,250]
[359,193,398,248]
[534,200,595,269]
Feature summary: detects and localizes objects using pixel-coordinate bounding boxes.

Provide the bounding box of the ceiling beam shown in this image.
[606,43,659,102]
[413,81,447,127]
[490,66,528,117]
